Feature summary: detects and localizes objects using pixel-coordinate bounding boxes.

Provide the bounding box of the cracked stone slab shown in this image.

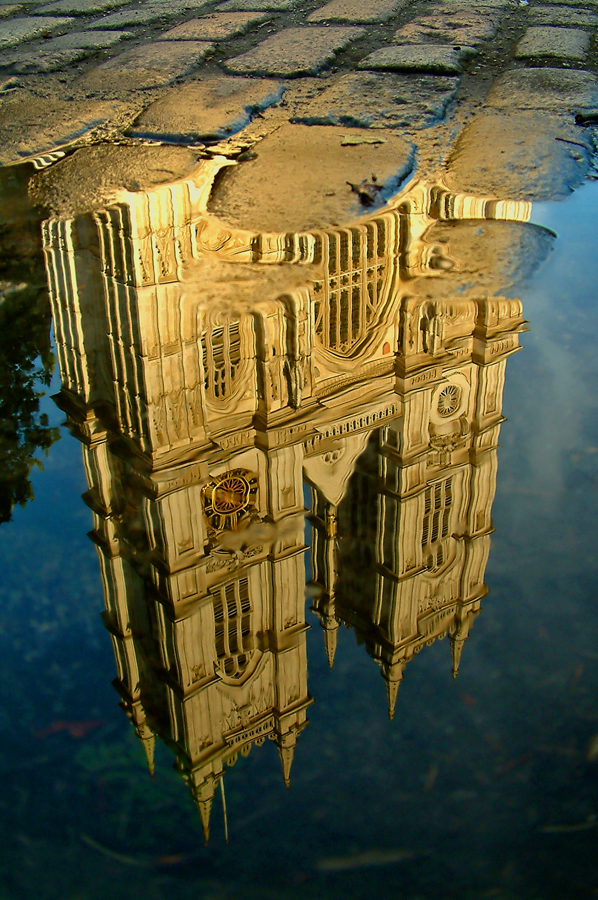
[224,25,365,76]
[36,0,131,14]
[359,43,474,74]
[0,15,73,48]
[0,92,131,163]
[515,26,590,61]
[208,123,415,232]
[80,39,214,88]
[129,74,284,141]
[530,6,598,26]
[293,71,458,129]
[46,27,134,47]
[488,67,598,109]
[395,10,499,44]
[158,12,270,40]
[445,111,592,201]
[308,0,405,24]
[216,0,298,10]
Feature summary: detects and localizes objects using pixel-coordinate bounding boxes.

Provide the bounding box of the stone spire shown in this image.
[323,619,339,669]
[450,633,467,679]
[188,777,217,845]
[275,728,300,789]
[136,724,156,779]
[381,660,406,721]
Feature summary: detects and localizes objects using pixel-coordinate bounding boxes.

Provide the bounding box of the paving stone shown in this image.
[36,0,131,13]
[86,0,210,29]
[80,39,213,88]
[30,144,203,215]
[0,92,131,163]
[444,111,592,201]
[530,6,598,26]
[216,0,297,9]
[0,45,86,70]
[158,12,270,40]
[515,26,590,60]
[488,67,598,109]
[395,20,497,44]
[534,0,598,6]
[87,4,175,27]
[293,71,458,128]
[359,43,474,74]
[436,0,510,6]
[208,123,414,232]
[130,74,283,141]
[308,0,405,24]
[46,27,134,47]
[224,25,364,76]
[0,15,73,48]
[395,10,498,44]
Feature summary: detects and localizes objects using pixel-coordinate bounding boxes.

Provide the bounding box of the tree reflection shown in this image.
[0,168,59,524]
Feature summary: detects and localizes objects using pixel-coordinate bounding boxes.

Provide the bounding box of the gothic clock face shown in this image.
[202,469,258,534]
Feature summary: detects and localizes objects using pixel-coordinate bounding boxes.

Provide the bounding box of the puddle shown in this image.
[1,91,598,900]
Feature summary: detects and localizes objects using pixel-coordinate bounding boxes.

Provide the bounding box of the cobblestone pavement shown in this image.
[0,0,597,215]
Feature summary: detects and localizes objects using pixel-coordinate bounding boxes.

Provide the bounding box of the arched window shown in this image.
[213,578,253,679]
[421,477,453,571]
[201,320,241,401]
[313,221,387,355]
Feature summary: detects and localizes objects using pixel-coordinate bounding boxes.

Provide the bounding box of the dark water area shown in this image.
[1,154,598,900]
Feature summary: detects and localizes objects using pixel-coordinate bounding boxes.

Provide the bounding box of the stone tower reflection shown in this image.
[42,154,531,836]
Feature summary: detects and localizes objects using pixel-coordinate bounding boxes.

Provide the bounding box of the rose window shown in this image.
[437,384,461,418]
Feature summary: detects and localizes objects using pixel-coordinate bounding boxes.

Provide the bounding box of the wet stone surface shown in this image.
[224,25,365,76]
[3,0,598,897]
[515,25,591,61]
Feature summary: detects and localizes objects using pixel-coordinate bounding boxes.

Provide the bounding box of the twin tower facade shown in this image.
[43,155,529,840]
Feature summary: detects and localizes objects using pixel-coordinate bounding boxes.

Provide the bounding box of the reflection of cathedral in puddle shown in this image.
[43,155,529,837]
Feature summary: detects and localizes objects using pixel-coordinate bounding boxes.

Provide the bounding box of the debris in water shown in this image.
[35,720,105,740]
[341,135,387,146]
[538,814,596,834]
[316,849,417,872]
[347,177,382,206]
[586,733,598,762]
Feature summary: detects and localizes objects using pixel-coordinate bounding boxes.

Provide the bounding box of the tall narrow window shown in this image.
[202,320,241,401]
[314,221,387,355]
[421,477,453,571]
[213,578,253,678]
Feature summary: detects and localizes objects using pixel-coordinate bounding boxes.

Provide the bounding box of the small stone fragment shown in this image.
[308,0,405,24]
[359,44,473,74]
[224,25,365,76]
[158,11,270,40]
[130,74,284,141]
[488,67,598,110]
[515,26,590,61]
[0,15,73,48]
